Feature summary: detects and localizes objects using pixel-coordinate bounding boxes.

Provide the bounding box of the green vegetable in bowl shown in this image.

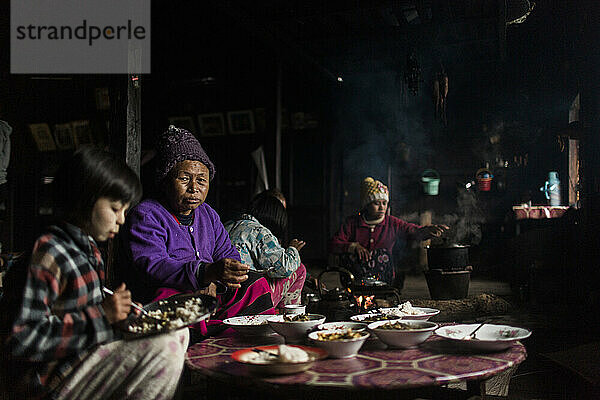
[378,322,416,330]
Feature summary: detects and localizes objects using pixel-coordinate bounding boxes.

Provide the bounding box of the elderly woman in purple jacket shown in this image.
[121,126,274,336]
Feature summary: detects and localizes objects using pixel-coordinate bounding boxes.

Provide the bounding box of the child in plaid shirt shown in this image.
[0,147,188,400]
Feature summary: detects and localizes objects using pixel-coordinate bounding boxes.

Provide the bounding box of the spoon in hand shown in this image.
[102,286,150,317]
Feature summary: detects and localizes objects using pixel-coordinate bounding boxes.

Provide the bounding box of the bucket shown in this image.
[421,169,440,195]
[476,168,493,191]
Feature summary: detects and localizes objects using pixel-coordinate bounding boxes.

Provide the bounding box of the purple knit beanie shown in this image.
[155,125,215,184]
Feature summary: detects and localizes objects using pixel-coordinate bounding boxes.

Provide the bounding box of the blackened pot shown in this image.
[426,245,470,270]
[425,269,471,300]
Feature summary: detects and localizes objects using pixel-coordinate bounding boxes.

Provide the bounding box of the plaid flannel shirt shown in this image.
[2,222,114,392]
[224,214,300,279]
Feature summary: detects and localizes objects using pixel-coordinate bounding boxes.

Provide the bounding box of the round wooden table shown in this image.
[185,328,527,399]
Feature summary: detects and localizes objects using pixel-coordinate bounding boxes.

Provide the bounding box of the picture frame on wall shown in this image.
[227,110,255,134]
[53,123,75,150]
[29,123,56,152]
[168,116,196,134]
[198,113,225,137]
[71,120,94,147]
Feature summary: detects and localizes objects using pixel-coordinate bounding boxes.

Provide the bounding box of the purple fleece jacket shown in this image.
[125,199,240,294]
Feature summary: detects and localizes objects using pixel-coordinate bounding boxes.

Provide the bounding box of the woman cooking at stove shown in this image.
[329,177,448,288]
[120,126,274,337]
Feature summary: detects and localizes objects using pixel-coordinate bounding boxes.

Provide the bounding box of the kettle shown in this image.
[540,171,561,206]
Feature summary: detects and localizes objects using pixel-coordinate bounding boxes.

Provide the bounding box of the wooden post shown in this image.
[275,60,282,191]
[126,75,141,177]
[568,139,579,206]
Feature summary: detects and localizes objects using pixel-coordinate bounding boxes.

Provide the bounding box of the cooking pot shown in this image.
[426,245,470,270]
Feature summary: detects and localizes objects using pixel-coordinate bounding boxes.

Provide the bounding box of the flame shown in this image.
[353,295,375,311]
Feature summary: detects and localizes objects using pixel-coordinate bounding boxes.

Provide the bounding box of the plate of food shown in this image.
[231,344,327,375]
[223,315,276,336]
[379,301,440,320]
[122,293,217,338]
[434,324,532,352]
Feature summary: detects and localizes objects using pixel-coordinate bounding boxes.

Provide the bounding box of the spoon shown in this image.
[251,348,278,359]
[102,287,151,317]
[462,322,486,340]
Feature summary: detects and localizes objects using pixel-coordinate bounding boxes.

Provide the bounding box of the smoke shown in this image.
[335,69,434,213]
[434,188,485,245]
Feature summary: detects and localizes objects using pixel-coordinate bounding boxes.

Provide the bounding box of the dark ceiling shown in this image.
[152,0,539,83]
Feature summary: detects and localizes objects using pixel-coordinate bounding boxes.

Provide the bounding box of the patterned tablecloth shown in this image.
[185,329,527,391]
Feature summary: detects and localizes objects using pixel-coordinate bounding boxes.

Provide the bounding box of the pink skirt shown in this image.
[153,272,276,337]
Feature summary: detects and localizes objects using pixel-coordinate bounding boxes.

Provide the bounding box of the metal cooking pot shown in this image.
[426,245,470,270]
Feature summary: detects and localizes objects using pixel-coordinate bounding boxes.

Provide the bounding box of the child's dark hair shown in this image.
[53,146,142,225]
[248,191,288,244]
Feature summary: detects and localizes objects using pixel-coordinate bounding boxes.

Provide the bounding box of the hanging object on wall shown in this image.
[404,52,422,96]
[506,0,535,25]
[433,65,449,126]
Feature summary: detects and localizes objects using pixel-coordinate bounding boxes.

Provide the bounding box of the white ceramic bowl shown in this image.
[308,329,370,358]
[434,323,532,352]
[350,313,400,323]
[267,314,326,343]
[317,321,367,332]
[282,304,306,315]
[379,307,440,321]
[368,319,438,349]
[223,315,276,336]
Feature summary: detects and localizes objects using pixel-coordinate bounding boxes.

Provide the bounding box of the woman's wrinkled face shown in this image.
[88,197,129,242]
[165,160,210,215]
[366,199,388,220]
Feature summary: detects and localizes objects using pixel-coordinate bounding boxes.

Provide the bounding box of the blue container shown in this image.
[421,169,440,195]
[540,171,561,206]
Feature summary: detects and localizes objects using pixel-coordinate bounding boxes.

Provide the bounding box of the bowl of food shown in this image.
[223,315,276,336]
[317,321,367,332]
[308,329,370,358]
[350,313,400,324]
[231,344,327,375]
[368,320,438,349]
[379,301,440,321]
[267,314,326,343]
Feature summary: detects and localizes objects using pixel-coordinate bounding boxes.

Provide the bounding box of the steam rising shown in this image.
[435,188,485,245]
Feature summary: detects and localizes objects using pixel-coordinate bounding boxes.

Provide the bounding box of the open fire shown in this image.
[354,295,375,310]
[346,288,377,311]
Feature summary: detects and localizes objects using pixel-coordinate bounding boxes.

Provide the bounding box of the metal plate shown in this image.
[120,293,217,339]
